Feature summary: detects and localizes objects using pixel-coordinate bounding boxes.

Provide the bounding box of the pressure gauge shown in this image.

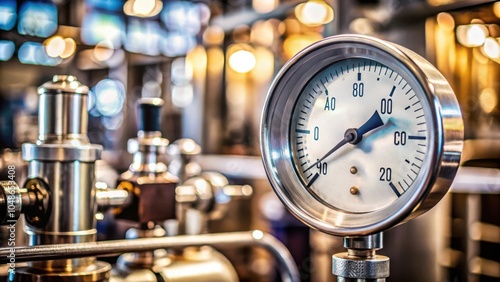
[260,35,463,236]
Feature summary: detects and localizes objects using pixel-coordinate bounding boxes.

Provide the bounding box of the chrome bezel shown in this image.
[260,35,463,236]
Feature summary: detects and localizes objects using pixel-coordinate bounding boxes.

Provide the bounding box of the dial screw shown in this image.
[350,166,358,174]
[350,186,359,195]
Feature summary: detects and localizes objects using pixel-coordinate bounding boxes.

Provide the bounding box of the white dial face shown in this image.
[290,58,430,213]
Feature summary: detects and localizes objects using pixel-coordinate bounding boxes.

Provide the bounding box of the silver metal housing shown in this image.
[17,75,109,280]
[260,35,463,236]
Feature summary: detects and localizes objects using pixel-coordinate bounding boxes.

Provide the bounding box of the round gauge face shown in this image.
[261,35,463,235]
[290,58,429,213]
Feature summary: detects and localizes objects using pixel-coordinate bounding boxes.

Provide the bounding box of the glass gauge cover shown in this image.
[260,35,463,236]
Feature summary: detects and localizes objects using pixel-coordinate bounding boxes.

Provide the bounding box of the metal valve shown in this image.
[175,172,252,235]
[332,233,390,281]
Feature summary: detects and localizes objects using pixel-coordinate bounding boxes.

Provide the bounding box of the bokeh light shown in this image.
[81,12,124,47]
[0,0,16,31]
[125,19,162,56]
[228,49,257,74]
[0,40,15,61]
[123,0,163,18]
[94,79,126,117]
[479,88,498,114]
[160,33,196,57]
[295,0,334,27]
[44,36,66,58]
[482,37,500,59]
[457,24,488,47]
[18,2,57,37]
[172,85,194,108]
[18,42,61,66]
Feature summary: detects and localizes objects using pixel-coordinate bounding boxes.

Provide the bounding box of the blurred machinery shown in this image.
[0,0,499,282]
[0,76,299,282]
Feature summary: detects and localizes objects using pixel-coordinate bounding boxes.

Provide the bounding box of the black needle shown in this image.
[303,110,384,173]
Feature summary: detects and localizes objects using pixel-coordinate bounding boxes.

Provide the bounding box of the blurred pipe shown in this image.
[0,230,299,282]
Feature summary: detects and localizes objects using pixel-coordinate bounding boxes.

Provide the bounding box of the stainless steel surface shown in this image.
[10,75,110,280]
[332,234,389,281]
[260,34,463,236]
[332,253,389,280]
[176,172,253,235]
[25,161,96,235]
[112,247,239,282]
[37,75,90,144]
[344,234,383,251]
[96,188,130,209]
[0,181,21,225]
[0,231,300,282]
[14,260,111,282]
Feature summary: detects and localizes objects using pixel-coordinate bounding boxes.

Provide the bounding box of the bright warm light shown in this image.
[251,20,275,47]
[479,88,498,114]
[251,47,274,83]
[436,12,455,31]
[494,2,500,18]
[229,49,256,73]
[252,230,264,240]
[203,25,225,45]
[45,36,65,58]
[182,139,197,153]
[482,37,500,59]
[349,18,375,35]
[60,38,76,58]
[134,0,155,15]
[252,0,277,14]
[124,0,162,17]
[295,0,334,27]
[93,40,114,62]
[283,33,323,60]
[186,45,207,77]
[457,24,488,47]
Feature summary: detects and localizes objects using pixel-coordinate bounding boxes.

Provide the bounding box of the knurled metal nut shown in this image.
[332,252,390,279]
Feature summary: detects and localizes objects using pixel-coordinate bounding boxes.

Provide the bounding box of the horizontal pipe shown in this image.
[0,230,299,282]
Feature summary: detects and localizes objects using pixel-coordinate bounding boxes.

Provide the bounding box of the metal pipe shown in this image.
[0,230,299,282]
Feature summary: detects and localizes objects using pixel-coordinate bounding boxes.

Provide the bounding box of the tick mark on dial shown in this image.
[408,135,426,140]
[389,86,396,97]
[295,129,310,134]
[389,182,401,197]
[306,173,319,188]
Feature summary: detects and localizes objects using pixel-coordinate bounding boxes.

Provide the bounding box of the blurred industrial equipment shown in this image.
[0,0,499,282]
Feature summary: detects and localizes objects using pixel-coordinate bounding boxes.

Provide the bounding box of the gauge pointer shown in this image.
[304,111,384,172]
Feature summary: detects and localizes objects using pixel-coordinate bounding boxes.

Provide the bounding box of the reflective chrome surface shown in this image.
[13,75,110,281]
[260,34,464,236]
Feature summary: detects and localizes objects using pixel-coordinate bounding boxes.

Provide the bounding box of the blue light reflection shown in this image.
[0,41,15,61]
[81,12,125,47]
[18,2,57,37]
[18,42,61,66]
[93,79,126,117]
[0,0,16,31]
